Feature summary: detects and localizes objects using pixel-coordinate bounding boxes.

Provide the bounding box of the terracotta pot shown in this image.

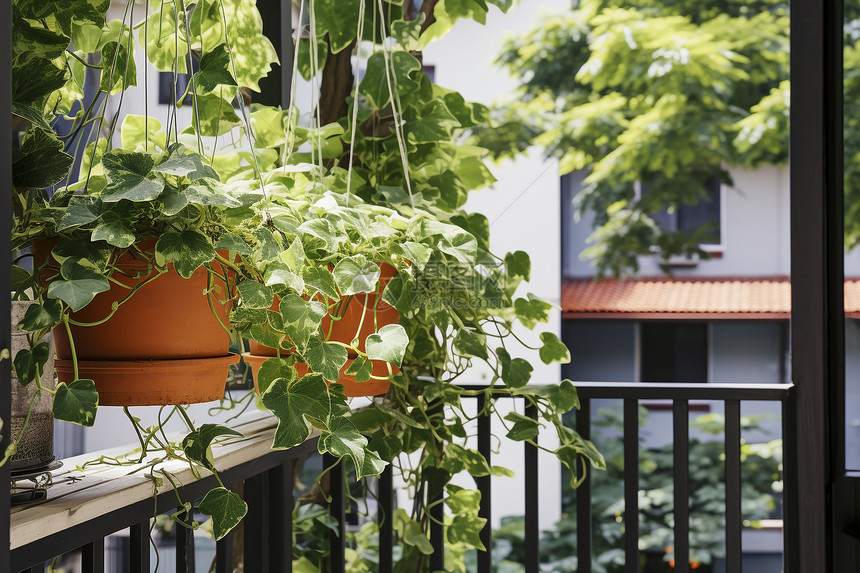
[243,353,394,397]
[324,263,400,354]
[55,355,238,406]
[34,240,234,361]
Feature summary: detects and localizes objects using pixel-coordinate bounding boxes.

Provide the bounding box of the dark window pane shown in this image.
[640,322,708,382]
[677,177,721,243]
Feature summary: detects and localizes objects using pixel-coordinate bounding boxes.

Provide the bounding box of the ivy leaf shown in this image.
[215,233,253,255]
[237,280,274,309]
[296,35,328,81]
[391,242,431,270]
[58,195,101,230]
[12,12,70,62]
[185,179,243,207]
[333,256,380,295]
[101,150,165,202]
[257,357,297,395]
[304,337,348,382]
[496,347,532,389]
[321,417,367,477]
[91,212,136,248]
[192,43,237,92]
[152,147,201,177]
[344,356,373,383]
[17,300,63,332]
[193,93,242,136]
[52,379,98,426]
[262,374,331,449]
[538,332,571,364]
[198,487,248,541]
[99,41,137,94]
[445,486,481,516]
[505,251,531,281]
[155,230,216,279]
[358,447,387,478]
[12,57,67,104]
[447,514,487,551]
[535,379,579,415]
[314,0,361,53]
[13,342,50,386]
[279,293,326,349]
[365,324,408,367]
[12,129,74,188]
[303,266,339,300]
[514,296,552,330]
[264,262,305,294]
[453,330,488,360]
[47,257,111,312]
[182,424,243,472]
[393,509,433,555]
[504,411,541,441]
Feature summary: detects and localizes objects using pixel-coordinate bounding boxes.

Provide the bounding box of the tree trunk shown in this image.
[318,41,355,126]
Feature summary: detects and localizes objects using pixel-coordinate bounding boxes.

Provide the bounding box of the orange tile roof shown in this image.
[562,276,860,319]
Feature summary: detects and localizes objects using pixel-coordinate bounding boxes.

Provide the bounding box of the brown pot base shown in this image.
[242,353,393,397]
[55,355,238,406]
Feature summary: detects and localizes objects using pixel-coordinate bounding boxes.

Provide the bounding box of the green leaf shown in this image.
[514,296,552,329]
[257,357,297,394]
[447,514,487,551]
[99,41,137,94]
[155,230,216,279]
[391,242,431,270]
[12,129,74,188]
[91,212,136,248]
[215,233,253,255]
[279,293,326,349]
[314,0,360,53]
[262,373,331,449]
[538,332,571,364]
[13,12,70,62]
[365,324,408,367]
[192,43,238,92]
[496,347,532,389]
[303,266,339,300]
[198,487,248,541]
[445,486,481,516]
[296,35,328,81]
[453,330,488,360]
[12,57,67,104]
[121,115,166,150]
[52,379,98,426]
[182,424,243,471]
[13,342,50,386]
[333,256,380,295]
[237,280,274,309]
[304,337,348,382]
[344,356,373,383]
[264,262,305,294]
[47,257,111,312]
[58,195,101,230]
[504,251,530,281]
[358,51,421,110]
[393,509,433,555]
[185,179,243,207]
[536,379,579,415]
[193,93,242,136]
[504,411,541,441]
[17,300,63,332]
[321,416,368,477]
[101,150,165,202]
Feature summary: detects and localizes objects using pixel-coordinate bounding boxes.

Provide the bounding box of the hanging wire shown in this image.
[375,0,415,209]
[345,0,367,205]
[281,0,306,172]
[308,0,325,185]
[179,0,205,154]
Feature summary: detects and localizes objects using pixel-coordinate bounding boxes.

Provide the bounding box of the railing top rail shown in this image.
[460,382,793,401]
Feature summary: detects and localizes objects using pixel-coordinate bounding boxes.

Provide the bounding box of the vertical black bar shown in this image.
[672,400,689,573]
[623,398,639,573]
[725,399,742,573]
[82,539,105,573]
[129,521,150,573]
[428,473,444,572]
[789,0,842,570]
[244,473,270,572]
[215,533,233,573]
[281,0,294,108]
[524,402,539,573]
[176,515,195,573]
[268,462,293,572]
[576,398,592,573]
[0,2,12,572]
[378,465,394,573]
[476,393,492,573]
[326,453,346,573]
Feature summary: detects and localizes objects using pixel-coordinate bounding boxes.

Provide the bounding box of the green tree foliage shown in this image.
[478,0,800,276]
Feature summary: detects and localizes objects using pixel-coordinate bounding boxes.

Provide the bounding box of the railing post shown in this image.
[576,398,592,573]
[672,400,689,573]
[244,471,271,572]
[476,392,492,573]
[378,465,394,573]
[725,399,742,573]
[82,539,105,573]
[129,520,150,573]
[524,402,540,573]
[325,453,346,573]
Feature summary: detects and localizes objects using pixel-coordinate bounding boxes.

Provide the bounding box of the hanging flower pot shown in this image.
[35,240,238,406]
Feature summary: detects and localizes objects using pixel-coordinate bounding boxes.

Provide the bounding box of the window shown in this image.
[640,322,708,383]
[158,58,199,106]
[649,177,722,247]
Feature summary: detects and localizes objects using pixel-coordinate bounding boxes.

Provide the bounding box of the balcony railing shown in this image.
[8,381,790,573]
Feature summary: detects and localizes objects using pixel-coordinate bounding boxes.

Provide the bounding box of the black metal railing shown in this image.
[8,381,790,573]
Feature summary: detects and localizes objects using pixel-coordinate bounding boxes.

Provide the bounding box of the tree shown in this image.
[477,0,797,276]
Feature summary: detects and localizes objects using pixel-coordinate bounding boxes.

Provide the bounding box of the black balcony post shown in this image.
[378,465,394,573]
[575,398,592,573]
[1,0,12,569]
[524,402,540,573]
[476,392,492,573]
[672,400,689,573]
[789,0,844,570]
[325,453,346,573]
[129,520,151,573]
[623,399,639,573]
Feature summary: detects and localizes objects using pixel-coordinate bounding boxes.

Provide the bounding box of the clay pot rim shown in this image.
[55,354,238,373]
